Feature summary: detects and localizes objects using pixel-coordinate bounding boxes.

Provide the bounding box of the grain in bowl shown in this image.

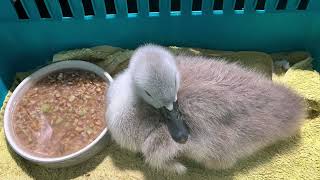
[12,70,108,157]
[4,60,112,167]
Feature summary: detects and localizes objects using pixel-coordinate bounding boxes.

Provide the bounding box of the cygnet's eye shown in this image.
[145,90,152,97]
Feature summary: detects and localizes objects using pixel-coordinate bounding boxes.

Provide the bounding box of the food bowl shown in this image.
[4,60,112,168]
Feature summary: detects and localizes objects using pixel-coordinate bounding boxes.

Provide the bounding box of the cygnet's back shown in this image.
[176,56,305,165]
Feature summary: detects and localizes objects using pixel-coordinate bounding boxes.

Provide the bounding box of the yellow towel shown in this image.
[53,46,274,79]
[1,46,319,180]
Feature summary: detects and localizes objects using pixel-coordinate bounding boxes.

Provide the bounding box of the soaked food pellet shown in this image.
[12,69,108,158]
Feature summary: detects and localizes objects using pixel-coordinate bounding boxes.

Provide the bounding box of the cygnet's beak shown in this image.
[165,95,178,111]
[165,103,173,111]
[160,101,189,144]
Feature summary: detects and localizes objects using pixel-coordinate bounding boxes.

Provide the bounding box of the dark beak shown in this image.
[160,101,189,144]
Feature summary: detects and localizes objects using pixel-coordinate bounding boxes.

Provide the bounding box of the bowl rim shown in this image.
[4,60,112,163]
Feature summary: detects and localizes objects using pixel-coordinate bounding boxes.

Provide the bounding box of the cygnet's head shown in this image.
[129,44,180,111]
[129,44,189,144]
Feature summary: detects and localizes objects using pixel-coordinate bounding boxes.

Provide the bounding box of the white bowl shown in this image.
[4,60,113,168]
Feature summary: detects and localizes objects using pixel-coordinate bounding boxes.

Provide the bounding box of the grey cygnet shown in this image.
[106,44,306,174]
